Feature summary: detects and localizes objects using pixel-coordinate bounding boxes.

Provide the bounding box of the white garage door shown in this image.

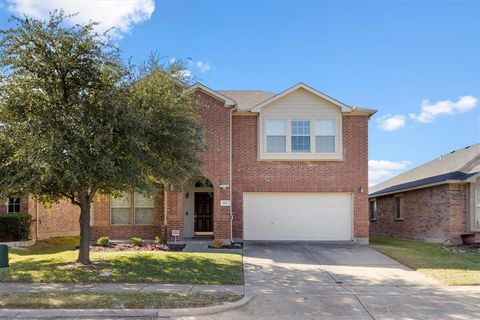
[243,192,352,241]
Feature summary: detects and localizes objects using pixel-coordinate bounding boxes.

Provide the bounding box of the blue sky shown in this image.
[1,0,479,186]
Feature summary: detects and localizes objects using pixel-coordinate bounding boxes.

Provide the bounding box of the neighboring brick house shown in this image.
[369,144,480,242]
[90,82,376,243]
[0,196,80,241]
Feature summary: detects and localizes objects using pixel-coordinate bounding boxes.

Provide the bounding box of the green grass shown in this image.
[370,236,480,285]
[0,237,243,284]
[0,292,242,309]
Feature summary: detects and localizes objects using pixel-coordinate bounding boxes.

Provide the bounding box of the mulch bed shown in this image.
[208,243,243,250]
[90,243,186,252]
[441,241,480,254]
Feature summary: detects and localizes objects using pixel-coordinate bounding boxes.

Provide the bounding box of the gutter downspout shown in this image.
[229,108,233,244]
[163,185,168,227]
[35,198,39,242]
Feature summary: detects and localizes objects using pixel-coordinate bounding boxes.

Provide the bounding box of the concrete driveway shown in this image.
[179,242,480,320]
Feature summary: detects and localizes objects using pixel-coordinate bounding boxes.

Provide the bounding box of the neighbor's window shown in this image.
[291,120,311,152]
[111,193,131,224]
[476,182,480,227]
[369,200,377,221]
[134,193,155,225]
[266,119,286,153]
[315,119,335,153]
[7,197,20,213]
[395,197,404,220]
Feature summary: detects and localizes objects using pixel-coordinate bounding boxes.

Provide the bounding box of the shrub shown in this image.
[0,213,31,242]
[131,237,144,247]
[155,235,167,245]
[211,239,225,248]
[96,236,110,247]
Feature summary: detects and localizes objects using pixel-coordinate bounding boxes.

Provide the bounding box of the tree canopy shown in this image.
[0,12,202,264]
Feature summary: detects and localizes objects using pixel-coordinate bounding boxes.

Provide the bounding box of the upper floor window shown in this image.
[111,192,155,225]
[7,197,20,213]
[266,119,286,153]
[315,119,335,153]
[265,118,338,155]
[291,120,311,153]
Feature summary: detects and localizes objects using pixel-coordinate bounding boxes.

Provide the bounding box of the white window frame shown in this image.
[265,119,287,153]
[7,197,21,213]
[260,116,342,160]
[110,193,132,225]
[290,119,311,153]
[134,193,155,225]
[110,192,155,226]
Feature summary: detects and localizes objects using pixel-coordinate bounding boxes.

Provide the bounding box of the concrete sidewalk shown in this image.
[0,283,244,295]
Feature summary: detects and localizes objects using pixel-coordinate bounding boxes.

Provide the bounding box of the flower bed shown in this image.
[90,242,185,252]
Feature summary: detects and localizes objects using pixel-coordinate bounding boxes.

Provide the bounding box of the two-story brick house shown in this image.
[90,82,375,243]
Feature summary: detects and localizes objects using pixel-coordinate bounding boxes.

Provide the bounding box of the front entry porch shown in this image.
[183,177,214,239]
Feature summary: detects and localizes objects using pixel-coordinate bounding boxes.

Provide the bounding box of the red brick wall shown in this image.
[231,115,370,241]
[90,91,370,242]
[27,197,80,240]
[90,194,165,240]
[370,183,468,242]
[194,92,232,240]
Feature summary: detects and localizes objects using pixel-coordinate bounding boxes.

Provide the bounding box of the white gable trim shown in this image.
[250,83,353,113]
[188,83,236,107]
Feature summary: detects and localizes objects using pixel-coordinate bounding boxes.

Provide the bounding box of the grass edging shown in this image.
[0,294,251,318]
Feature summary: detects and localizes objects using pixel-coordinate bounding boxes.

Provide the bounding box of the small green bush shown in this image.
[131,237,144,247]
[0,213,31,242]
[96,236,110,247]
[154,235,167,245]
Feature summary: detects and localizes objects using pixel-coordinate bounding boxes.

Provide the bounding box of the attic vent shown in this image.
[465,146,471,149]
[450,150,456,154]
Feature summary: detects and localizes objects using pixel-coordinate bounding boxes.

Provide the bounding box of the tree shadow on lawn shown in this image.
[0,252,243,285]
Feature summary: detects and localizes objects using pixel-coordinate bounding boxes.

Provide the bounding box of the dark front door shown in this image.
[195,192,213,232]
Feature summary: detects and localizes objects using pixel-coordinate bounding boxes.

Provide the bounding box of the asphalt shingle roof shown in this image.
[369,143,480,197]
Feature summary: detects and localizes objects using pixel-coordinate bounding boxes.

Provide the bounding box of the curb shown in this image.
[0,295,252,319]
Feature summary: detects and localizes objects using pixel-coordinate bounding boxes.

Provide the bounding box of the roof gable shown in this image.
[250,83,352,113]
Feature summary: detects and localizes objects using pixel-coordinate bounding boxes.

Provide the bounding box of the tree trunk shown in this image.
[77,194,91,265]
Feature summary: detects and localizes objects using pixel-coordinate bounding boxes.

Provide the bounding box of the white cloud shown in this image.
[195,61,211,73]
[376,114,406,131]
[6,0,155,38]
[409,95,478,123]
[368,160,411,186]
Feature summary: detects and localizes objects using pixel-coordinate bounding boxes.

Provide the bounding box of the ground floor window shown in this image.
[111,192,155,225]
[369,200,377,221]
[395,196,404,220]
[7,197,20,213]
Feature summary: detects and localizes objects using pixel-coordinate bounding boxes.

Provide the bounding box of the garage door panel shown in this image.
[243,192,352,241]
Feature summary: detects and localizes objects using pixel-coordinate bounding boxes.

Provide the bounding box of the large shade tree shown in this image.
[0,12,202,264]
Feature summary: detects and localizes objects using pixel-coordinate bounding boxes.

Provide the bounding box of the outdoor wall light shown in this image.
[185,192,189,199]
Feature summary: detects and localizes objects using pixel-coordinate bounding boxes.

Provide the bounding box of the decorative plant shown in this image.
[212,239,225,248]
[131,237,144,247]
[96,236,110,247]
[155,235,167,245]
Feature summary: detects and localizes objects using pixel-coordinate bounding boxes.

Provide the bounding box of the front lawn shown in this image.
[0,292,242,309]
[370,236,480,285]
[0,237,243,284]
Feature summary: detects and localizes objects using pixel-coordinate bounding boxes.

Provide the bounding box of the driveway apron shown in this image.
[178,242,480,320]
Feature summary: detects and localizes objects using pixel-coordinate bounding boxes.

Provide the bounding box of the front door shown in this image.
[195,192,213,233]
